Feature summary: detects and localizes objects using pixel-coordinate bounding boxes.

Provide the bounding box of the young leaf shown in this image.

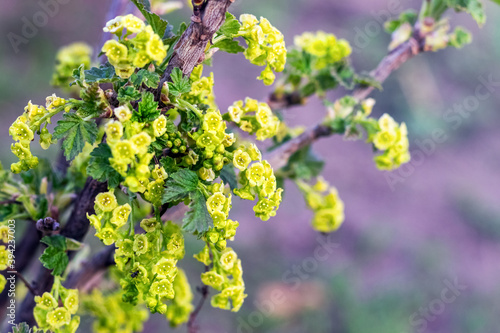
[81,65,116,84]
[168,67,191,96]
[219,12,241,37]
[40,235,68,276]
[213,39,245,54]
[446,0,486,26]
[117,86,142,103]
[131,69,160,88]
[131,0,168,36]
[162,168,199,203]
[87,142,124,188]
[132,91,160,122]
[53,113,98,160]
[182,189,213,234]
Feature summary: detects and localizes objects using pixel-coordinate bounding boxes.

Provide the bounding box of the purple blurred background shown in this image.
[1,0,500,332]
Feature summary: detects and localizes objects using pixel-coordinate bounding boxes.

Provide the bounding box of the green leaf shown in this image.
[117,86,142,103]
[131,0,168,36]
[87,142,124,188]
[162,168,199,203]
[159,156,178,174]
[213,39,245,54]
[448,26,473,48]
[81,65,116,84]
[131,69,160,88]
[12,323,41,333]
[220,165,238,190]
[40,235,68,276]
[76,83,108,117]
[132,91,160,122]
[446,0,486,26]
[182,189,213,234]
[283,145,325,180]
[219,12,241,37]
[41,235,67,250]
[168,67,191,97]
[53,113,98,160]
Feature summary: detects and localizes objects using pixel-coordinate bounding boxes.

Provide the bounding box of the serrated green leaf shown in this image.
[53,113,98,160]
[40,235,68,276]
[87,142,124,188]
[162,168,199,203]
[117,86,142,103]
[131,0,168,36]
[168,67,191,96]
[131,69,160,88]
[213,39,245,54]
[182,189,213,234]
[132,91,160,122]
[220,165,237,190]
[160,156,178,174]
[219,12,241,37]
[75,83,108,117]
[41,235,67,250]
[446,0,486,26]
[81,65,116,83]
[40,246,68,276]
[12,323,40,333]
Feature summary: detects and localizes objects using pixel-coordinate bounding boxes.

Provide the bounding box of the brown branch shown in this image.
[267,32,426,169]
[13,272,39,297]
[157,0,234,99]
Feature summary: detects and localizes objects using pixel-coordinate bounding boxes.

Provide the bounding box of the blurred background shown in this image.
[1,0,500,332]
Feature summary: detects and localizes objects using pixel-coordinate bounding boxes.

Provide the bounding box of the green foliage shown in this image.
[162,169,199,203]
[131,0,168,36]
[53,113,98,160]
[87,143,124,188]
[40,235,68,276]
[131,69,160,88]
[213,39,245,54]
[182,189,213,234]
[168,68,191,97]
[281,145,325,181]
[117,86,141,103]
[133,91,160,122]
[446,0,486,26]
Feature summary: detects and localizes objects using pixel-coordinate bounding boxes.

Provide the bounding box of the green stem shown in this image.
[177,99,203,119]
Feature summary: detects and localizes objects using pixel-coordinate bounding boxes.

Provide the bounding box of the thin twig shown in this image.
[13,272,39,297]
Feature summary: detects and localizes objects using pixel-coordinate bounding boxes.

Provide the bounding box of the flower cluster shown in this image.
[191,109,236,180]
[87,191,131,245]
[9,95,68,173]
[114,220,189,319]
[105,109,170,206]
[82,289,149,333]
[297,177,345,233]
[185,65,217,109]
[195,246,246,312]
[102,14,167,78]
[33,281,80,333]
[204,182,239,251]
[294,31,352,70]
[370,114,411,171]
[232,145,283,221]
[51,42,93,90]
[166,268,194,327]
[227,98,280,141]
[239,14,287,85]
